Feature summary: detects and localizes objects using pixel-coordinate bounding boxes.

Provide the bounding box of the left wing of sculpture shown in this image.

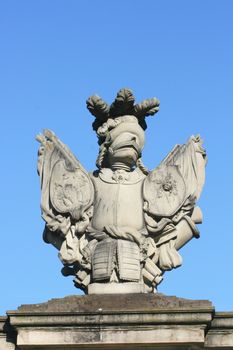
[143,135,207,276]
[36,129,94,268]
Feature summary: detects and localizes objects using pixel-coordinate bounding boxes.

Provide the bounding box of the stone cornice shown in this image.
[1,295,233,349]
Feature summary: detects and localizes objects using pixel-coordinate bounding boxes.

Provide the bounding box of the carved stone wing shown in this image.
[36,129,94,255]
[143,135,206,218]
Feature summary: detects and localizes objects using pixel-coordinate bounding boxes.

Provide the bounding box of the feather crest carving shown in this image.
[134,97,160,118]
[86,95,110,121]
[86,88,160,132]
[110,88,135,116]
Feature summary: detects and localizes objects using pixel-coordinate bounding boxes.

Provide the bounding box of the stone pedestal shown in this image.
[2,294,232,349]
[0,316,15,350]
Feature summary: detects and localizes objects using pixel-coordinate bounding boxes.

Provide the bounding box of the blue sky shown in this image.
[0,1,233,314]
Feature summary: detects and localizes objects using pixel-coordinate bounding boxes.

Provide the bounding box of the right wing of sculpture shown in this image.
[162,134,206,203]
[144,135,206,219]
[36,129,94,265]
[143,135,207,275]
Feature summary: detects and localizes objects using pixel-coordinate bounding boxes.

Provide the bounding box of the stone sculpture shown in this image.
[37,88,206,294]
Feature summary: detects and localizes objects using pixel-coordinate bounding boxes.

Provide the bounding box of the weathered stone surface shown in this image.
[205,312,233,348]
[3,295,233,349]
[15,293,212,313]
[6,294,213,349]
[0,317,15,350]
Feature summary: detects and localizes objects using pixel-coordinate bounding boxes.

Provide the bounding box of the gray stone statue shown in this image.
[37,88,206,294]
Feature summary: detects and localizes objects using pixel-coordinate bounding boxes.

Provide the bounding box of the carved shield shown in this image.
[50,159,94,221]
[143,165,186,217]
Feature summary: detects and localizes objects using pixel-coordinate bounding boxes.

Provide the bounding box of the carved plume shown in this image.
[134,97,160,118]
[110,88,135,116]
[86,95,110,121]
[86,88,160,131]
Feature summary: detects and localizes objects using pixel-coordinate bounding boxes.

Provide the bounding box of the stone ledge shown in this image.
[205,312,233,348]
[11,293,213,313]
[211,312,233,327]
[3,295,233,349]
[8,294,214,328]
[6,294,213,349]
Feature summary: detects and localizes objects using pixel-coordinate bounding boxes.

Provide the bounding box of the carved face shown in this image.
[107,117,145,167]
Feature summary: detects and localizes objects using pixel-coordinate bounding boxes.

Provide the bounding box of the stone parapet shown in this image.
[1,294,233,349]
[206,312,233,348]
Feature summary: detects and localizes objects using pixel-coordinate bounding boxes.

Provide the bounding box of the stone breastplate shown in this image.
[90,168,146,232]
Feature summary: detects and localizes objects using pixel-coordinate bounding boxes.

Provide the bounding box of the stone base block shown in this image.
[88,282,145,294]
[3,294,233,349]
